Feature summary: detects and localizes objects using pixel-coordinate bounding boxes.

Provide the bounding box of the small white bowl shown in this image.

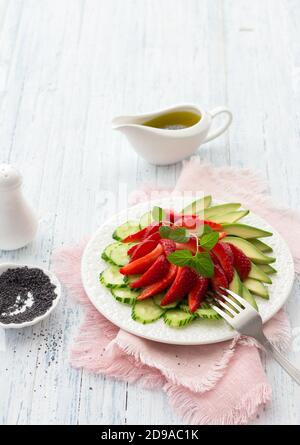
[0,263,61,329]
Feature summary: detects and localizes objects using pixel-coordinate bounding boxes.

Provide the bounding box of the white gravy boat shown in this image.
[112,104,232,165]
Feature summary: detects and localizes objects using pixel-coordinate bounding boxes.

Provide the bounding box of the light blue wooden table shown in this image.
[0,0,299,425]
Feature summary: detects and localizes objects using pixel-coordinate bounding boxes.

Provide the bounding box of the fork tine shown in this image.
[219,293,242,311]
[220,286,253,310]
[211,305,233,324]
[218,300,237,316]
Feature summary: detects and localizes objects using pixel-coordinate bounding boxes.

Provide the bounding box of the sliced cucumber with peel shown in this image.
[221,223,272,239]
[259,264,277,275]
[180,303,221,320]
[249,239,273,253]
[243,278,269,299]
[153,293,178,309]
[112,220,140,241]
[125,274,141,284]
[139,211,153,229]
[222,236,276,264]
[164,309,195,327]
[248,262,272,284]
[101,242,119,262]
[204,203,241,219]
[100,265,127,288]
[132,299,165,324]
[208,210,249,224]
[181,195,212,214]
[111,287,140,305]
[109,242,133,266]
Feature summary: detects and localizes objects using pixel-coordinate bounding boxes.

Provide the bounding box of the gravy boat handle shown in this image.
[203,107,233,143]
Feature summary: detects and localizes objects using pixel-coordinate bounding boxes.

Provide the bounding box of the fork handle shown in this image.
[259,335,300,385]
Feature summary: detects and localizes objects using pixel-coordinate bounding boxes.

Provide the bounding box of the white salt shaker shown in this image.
[0,164,38,250]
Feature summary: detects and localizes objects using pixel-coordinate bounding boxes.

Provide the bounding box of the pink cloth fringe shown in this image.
[53,159,298,425]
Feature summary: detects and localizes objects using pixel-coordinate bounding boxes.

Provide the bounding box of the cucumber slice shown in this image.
[112,220,140,241]
[139,211,153,229]
[164,309,195,327]
[204,203,241,219]
[229,269,242,294]
[221,223,272,239]
[249,239,273,253]
[109,243,132,266]
[259,264,277,274]
[111,287,140,305]
[248,262,272,284]
[243,278,269,299]
[241,285,258,310]
[179,303,221,320]
[100,265,127,288]
[181,195,212,214]
[132,299,165,324]
[153,293,178,309]
[209,210,249,224]
[101,242,119,262]
[222,236,276,264]
[125,274,141,284]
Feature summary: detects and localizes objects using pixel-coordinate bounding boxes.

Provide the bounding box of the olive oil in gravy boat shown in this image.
[112,104,232,165]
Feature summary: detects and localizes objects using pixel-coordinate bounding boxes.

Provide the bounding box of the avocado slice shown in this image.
[229,269,242,294]
[241,285,258,310]
[204,203,241,219]
[249,239,273,253]
[221,223,272,239]
[259,264,277,274]
[209,210,249,224]
[243,278,269,299]
[222,236,276,264]
[181,195,212,214]
[248,262,272,284]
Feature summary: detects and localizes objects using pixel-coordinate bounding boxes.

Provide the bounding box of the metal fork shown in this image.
[212,287,300,385]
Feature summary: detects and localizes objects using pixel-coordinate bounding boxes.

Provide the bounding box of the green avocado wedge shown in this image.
[181,195,212,214]
[221,223,272,239]
[204,203,241,219]
[249,239,273,253]
[241,285,258,310]
[221,236,276,264]
[259,264,277,274]
[248,262,272,284]
[208,210,249,224]
[243,278,269,299]
[229,269,242,295]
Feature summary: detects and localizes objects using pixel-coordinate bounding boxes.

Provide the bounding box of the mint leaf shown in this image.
[167,250,193,267]
[202,224,213,235]
[191,252,214,277]
[159,226,190,243]
[199,232,219,251]
[152,206,165,222]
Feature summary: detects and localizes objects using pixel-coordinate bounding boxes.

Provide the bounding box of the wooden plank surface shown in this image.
[0,0,299,425]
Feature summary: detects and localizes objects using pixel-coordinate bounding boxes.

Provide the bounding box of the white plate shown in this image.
[81,198,295,345]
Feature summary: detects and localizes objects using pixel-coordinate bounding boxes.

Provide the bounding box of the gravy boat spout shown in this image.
[112,104,232,166]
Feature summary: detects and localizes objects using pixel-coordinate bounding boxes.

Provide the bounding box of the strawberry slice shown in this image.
[188,276,209,312]
[160,239,176,255]
[174,216,223,231]
[161,266,198,306]
[175,237,197,254]
[122,226,149,243]
[129,239,159,261]
[137,264,178,301]
[212,242,234,283]
[228,243,251,281]
[211,264,228,293]
[120,244,163,275]
[130,255,170,288]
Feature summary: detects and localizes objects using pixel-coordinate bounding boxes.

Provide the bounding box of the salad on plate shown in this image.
[100,196,276,328]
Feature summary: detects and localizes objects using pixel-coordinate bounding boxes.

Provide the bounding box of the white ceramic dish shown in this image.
[81,198,295,345]
[0,263,61,329]
[112,104,232,165]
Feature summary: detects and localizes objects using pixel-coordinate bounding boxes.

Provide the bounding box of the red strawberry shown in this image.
[188,276,209,312]
[161,266,198,306]
[122,226,148,243]
[130,255,170,288]
[174,216,223,232]
[211,264,228,293]
[137,264,178,301]
[129,239,159,261]
[160,239,176,255]
[120,244,163,275]
[143,222,161,239]
[228,243,251,281]
[175,237,197,254]
[212,242,234,283]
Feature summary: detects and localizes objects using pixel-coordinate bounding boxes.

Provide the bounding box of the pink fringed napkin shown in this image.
[53,160,299,425]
